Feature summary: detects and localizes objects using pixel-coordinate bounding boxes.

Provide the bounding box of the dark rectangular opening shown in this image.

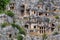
[25,25,28,29]
[30,30,33,32]
[51,28,54,31]
[40,27,41,29]
[39,12,42,15]
[20,5,25,8]
[52,23,55,26]
[10,7,14,10]
[34,26,36,28]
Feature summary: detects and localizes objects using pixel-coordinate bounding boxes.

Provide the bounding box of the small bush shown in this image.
[5,10,14,17]
[11,23,26,35]
[1,22,7,28]
[53,32,59,35]
[0,0,10,11]
[55,16,59,19]
[17,34,23,40]
[42,33,47,40]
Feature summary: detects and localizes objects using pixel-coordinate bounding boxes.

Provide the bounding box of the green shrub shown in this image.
[1,22,7,28]
[55,16,59,19]
[17,34,23,40]
[0,0,10,11]
[11,23,26,35]
[5,10,14,17]
[42,33,47,40]
[53,32,59,35]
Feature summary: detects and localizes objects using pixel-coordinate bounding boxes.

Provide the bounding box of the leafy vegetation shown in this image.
[17,34,23,40]
[11,23,26,40]
[0,10,5,13]
[1,22,8,28]
[5,10,14,17]
[0,0,10,11]
[55,16,59,19]
[0,0,25,40]
[11,23,26,35]
[53,32,59,35]
[42,33,47,40]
